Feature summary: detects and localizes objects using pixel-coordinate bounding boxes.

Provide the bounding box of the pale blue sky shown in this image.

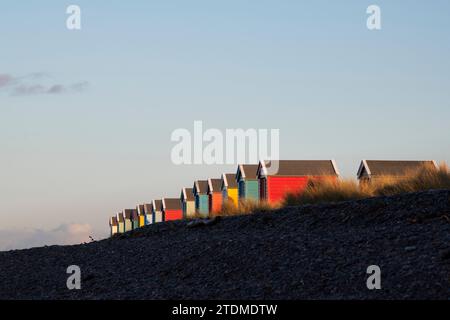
[1,1,449,249]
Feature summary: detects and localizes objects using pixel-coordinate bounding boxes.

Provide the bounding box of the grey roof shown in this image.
[237,164,259,180]
[136,204,145,215]
[153,200,163,211]
[357,160,437,178]
[143,203,153,214]
[181,187,195,201]
[123,209,133,219]
[194,180,209,194]
[131,209,139,221]
[258,160,339,177]
[110,216,118,226]
[163,198,182,210]
[207,178,222,193]
[222,173,238,189]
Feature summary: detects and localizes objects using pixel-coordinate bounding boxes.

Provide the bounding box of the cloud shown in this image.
[0,223,95,251]
[0,74,14,88]
[0,73,89,96]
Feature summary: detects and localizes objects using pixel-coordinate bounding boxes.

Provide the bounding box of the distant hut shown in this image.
[181,187,196,219]
[123,209,133,232]
[236,164,260,203]
[257,160,340,204]
[109,216,118,236]
[152,199,164,223]
[143,203,153,225]
[117,212,125,233]
[357,160,437,184]
[137,204,146,227]
[162,198,183,221]
[193,180,209,218]
[131,209,139,229]
[221,173,239,207]
[207,178,223,214]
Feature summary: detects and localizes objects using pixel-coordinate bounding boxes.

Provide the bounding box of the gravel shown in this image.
[1,189,450,300]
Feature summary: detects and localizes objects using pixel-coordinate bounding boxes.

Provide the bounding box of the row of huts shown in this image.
[109,159,438,235]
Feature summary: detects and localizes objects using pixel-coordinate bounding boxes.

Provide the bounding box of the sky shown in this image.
[1,1,450,250]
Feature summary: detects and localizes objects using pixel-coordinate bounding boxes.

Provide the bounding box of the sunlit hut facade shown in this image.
[193,180,209,218]
[143,203,153,225]
[109,216,118,236]
[257,160,340,204]
[162,198,183,221]
[221,173,238,207]
[207,178,223,214]
[131,209,139,230]
[236,164,260,203]
[357,160,438,184]
[152,199,164,223]
[180,187,196,219]
[123,209,134,232]
[117,212,124,233]
[137,204,146,227]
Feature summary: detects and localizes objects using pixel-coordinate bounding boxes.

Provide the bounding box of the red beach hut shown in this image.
[162,198,183,221]
[257,160,340,204]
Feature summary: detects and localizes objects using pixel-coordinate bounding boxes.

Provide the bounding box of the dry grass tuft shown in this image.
[284,178,372,206]
[375,163,450,195]
[213,199,277,217]
[284,162,450,206]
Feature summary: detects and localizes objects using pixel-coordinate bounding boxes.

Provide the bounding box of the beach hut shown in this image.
[123,209,133,232]
[152,199,164,223]
[236,164,260,203]
[131,209,139,230]
[117,212,124,233]
[143,203,153,225]
[162,198,183,221]
[207,178,223,214]
[181,187,196,219]
[357,160,437,184]
[109,216,118,236]
[221,173,239,207]
[137,204,146,227]
[193,180,209,217]
[257,160,340,204]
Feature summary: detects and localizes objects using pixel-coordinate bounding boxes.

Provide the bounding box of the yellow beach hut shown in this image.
[221,173,239,208]
[137,204,146,227]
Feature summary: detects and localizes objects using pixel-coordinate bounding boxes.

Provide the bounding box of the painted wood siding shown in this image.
[118,222,124,233]
[238,180,246,199]
[139,216,145,227]
[196,194,209,217]
[245,180,260,202]
[111,225,118,236]
[145,214,153,225]
[132,220,139,230]
[266,176,309,203]
[124,220,133,232]
[209,193,223,214]
[226,188,239,205]
[165,209,183,221]
[183,201,196,219]
[153,211,163,223]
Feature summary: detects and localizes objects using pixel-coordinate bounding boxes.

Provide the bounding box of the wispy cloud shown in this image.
[0,73,89,96]
[0,223,96,251]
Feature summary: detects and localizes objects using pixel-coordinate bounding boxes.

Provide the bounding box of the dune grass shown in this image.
[212,199,277,217]
[191,163,450,218]
[284,163,450,206]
